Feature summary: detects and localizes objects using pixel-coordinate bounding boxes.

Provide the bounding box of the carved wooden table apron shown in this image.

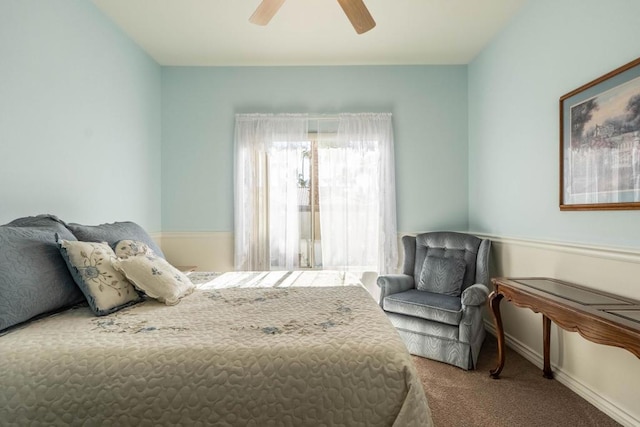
[488,277,640,379]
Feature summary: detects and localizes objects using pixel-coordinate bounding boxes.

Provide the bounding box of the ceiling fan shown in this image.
[249,0,376,35]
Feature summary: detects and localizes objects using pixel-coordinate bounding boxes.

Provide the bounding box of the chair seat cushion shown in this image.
[383,289,462,326]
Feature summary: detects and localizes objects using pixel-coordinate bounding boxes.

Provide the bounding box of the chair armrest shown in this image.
[461,283,490,306]
[377,274,414,307]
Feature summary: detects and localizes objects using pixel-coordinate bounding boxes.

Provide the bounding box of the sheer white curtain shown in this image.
[318,113,398,274]
[234,114,308,270]
[235,112,398,274]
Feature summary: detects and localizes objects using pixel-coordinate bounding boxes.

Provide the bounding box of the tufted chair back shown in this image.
[401,232,491,293]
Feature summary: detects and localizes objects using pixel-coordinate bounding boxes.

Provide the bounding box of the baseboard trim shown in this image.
[483,321,638,426]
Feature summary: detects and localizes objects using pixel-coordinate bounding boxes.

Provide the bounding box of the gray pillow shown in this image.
[0,215,85,333]
[66,221,165,259]
[418,255,466,296]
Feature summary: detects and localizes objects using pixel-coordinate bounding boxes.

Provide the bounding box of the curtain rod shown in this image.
[309,113,392,121]
[236,113,391,121]
[309,115,339,121]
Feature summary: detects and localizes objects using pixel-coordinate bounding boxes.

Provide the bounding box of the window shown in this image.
[296,137,321,268]
[234,113,398,274]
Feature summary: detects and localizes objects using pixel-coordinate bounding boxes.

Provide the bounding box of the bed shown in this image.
[0,216,433,426]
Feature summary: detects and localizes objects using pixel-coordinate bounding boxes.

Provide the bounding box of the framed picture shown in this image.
[560,57,640,210]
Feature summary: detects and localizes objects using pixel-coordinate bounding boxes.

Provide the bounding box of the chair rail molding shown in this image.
[471,232,640,265]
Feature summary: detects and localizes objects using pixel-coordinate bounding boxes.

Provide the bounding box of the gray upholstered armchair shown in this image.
[377,232,491,370]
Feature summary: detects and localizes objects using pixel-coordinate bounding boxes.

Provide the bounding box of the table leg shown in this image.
[542,315,554,379]
[489,291,505,379]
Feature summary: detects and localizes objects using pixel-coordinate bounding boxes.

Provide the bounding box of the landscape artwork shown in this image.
[560,58,640,210]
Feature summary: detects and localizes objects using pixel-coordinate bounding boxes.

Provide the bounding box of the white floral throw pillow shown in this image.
[58,238,141,316]
[113,254,195,305]
[114,239,153,258]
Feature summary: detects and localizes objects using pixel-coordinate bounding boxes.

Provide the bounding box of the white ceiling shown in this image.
[92,0,526,66]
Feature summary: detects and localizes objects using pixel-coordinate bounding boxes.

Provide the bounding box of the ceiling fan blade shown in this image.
[249,0,286,26]
[336,0,376,34]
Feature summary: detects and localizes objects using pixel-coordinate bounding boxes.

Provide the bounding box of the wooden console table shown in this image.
[489,277,640,379]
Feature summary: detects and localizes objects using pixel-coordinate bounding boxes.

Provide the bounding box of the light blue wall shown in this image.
[469,0,640,247]
[0,0,162,231]
[162,66,468,233]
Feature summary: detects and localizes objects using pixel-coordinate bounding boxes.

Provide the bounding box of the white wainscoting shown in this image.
[475,233,640,427]
[158,232,235,272]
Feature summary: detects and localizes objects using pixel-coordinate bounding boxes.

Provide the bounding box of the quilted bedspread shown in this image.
[0,285,433,426]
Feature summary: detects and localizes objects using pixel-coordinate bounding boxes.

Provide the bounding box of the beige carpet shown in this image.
[412,334,621,427]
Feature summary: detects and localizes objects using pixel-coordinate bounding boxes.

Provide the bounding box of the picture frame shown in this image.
[560,57,640,210]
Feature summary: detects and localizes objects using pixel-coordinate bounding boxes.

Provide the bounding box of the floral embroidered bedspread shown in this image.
[0,286,432,426]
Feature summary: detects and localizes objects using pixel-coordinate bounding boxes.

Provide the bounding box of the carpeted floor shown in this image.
[412,334,621,427]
